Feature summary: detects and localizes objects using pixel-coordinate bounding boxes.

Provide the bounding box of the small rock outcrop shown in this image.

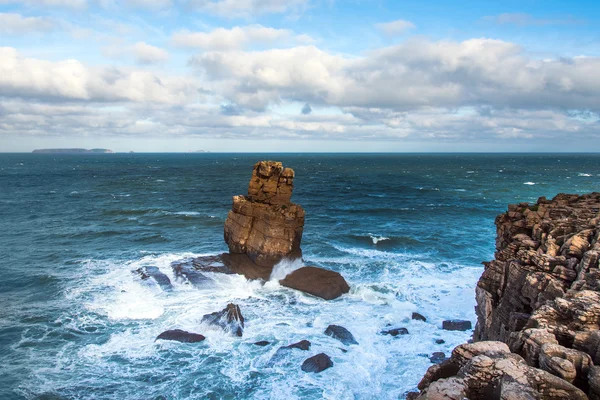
[201,303,245,337]
[442,320,472,332]
[155,329,205,343]
[301,353,334,373]
[381,327,409,337]
[324,325,358,345]
[280,266,350,300]
[224,161,305,269]
[414,193,600,399]
[134,266,172,291]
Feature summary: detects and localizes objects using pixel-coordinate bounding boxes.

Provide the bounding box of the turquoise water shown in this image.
[1,153,599,399]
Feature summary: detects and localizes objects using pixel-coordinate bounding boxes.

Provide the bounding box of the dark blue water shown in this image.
[1,153,599,399]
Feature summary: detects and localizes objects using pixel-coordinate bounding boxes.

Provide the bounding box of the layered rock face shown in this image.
[414,193,600,399]
[224,161,305,268]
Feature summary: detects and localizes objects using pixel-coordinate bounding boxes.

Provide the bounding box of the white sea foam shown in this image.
[578,173,592,177]
[39,250,479,399]
[269,258,305,281]
[369,234,390,244]
[523,182,536,185]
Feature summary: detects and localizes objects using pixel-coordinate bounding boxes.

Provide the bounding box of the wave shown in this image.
[578,173,592,177]
[523,182,536,185]
[345,234,424,248]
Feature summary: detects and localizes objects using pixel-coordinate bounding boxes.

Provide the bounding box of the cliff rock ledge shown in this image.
[414,193,600,400]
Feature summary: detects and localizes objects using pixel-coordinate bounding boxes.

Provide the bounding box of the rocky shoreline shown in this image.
[137,161,600,396]
[412,193,600,400]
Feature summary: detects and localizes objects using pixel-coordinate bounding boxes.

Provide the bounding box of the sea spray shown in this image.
[269,258,305,281]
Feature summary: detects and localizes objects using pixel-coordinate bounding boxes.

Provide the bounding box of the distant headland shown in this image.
[32,148,114,154]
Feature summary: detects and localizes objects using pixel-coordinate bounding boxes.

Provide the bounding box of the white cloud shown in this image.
[375,19,416,36]
[186,0,309,18]
[0,13,56,34]
[0,0,86,9]
[132,42,169,64]
[171,25,311,50]
[190,39,600,112]
[0,47,198,104]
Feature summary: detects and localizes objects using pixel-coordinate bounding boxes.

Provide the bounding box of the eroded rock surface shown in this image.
[224,161,305,269]
[280,266,350,300]
[415,193,600,399]
[201,303,245,337]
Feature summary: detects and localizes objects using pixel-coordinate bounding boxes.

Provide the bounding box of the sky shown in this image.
[0,0,599,152]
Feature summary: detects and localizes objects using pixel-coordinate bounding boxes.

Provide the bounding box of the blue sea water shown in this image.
[1,153,599,400]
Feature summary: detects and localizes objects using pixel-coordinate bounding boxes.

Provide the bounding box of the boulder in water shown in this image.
[301,353,333,373]
[280,266,350,300]
[156,329,205,343]
[134,266,172,291]
[324,324,358,345]
[285,340,311,351]
[429,352,446,364]
[171,261,212,288]
[381,327,409,337]
[442,320,472,331]
[412,312,427,322]
[254,341,270,346]
[201,303,245,337]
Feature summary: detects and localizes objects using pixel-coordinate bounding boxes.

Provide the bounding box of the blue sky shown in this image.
[1,0,599,152]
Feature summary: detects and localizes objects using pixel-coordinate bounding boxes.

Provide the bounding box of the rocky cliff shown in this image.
[413,193,600,400]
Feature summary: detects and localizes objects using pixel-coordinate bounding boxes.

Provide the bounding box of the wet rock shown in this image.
[381,327,409,337]
[171,261,212,288]
[224,161,304,268]
[191,255,235,275]
[280,266,350,300]
[155,329,205,343]
[301,353,333,373]
[325,325,358,345]
[134,266,172,291]
[254,341,270,346]
[429,352,446,364]
[435,339,445,344]
[201,303,245,337]
[442,320,472,331]
[415,341,587,399]
[412,312,427,322]
[405,392,420,400]
[285,340,311,350]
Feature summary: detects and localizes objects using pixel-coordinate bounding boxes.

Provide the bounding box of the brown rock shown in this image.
[416,193,600,400]
[223,161,305,269]
[201,303,245,337]
[280,266,350,300]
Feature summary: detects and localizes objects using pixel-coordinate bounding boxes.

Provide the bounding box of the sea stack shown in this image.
[413,193,600,399]
[220,161,349,300]
[223,161,305,271]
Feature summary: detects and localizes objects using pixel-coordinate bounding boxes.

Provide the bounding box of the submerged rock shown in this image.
[324,325,358,345]
[381,327,409,337]
[155,329,205,343]
[285,340,311,351]
[301,353,333,373]
[171,261,212,288]
[280,266,350,300]
[412,312,427,322]
[254,341,270,347]
[442,320,472,331]
[134,266,172,291]
[201,303,245,337]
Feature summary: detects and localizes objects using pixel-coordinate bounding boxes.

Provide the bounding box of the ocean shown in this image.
[1,153,599,400]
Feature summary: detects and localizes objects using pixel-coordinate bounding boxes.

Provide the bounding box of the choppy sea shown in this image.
[1,153,599,400]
